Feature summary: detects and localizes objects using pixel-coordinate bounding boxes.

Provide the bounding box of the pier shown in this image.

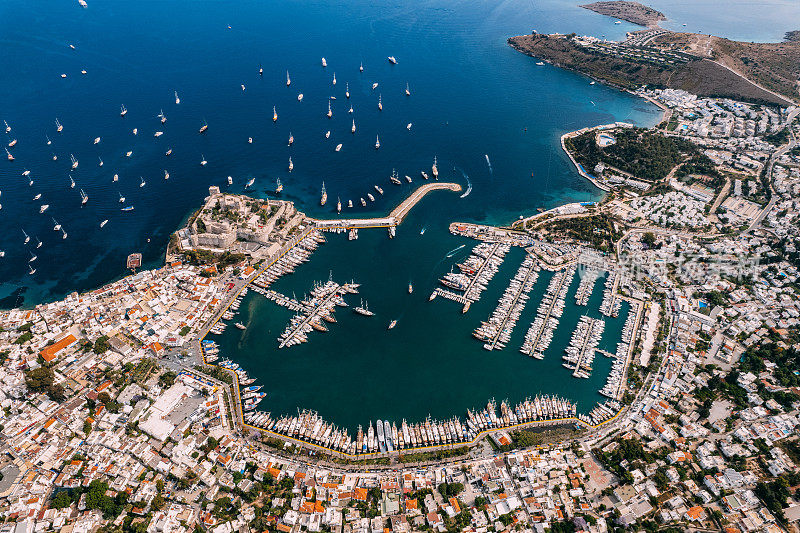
[310,182,461,230]
[520,267,573,357]
[474,255,540,351]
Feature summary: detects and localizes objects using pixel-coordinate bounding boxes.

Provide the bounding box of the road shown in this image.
[744,109,798,235]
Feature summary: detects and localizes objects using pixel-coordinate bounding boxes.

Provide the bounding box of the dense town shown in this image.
[1,85,800,533]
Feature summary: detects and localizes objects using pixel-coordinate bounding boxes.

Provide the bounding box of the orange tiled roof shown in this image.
[39,334,77,363]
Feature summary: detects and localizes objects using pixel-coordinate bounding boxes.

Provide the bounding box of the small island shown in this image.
[580,1,666,27]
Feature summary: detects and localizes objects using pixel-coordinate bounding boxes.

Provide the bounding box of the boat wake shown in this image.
[485,154,492,176]
[446,244,465,258]
[457,168,472,199]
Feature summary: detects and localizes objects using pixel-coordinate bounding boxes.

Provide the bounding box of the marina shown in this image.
[472,253,539,351]
[520,265,574,359]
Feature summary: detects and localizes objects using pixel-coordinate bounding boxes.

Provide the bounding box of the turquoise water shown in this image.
[1,0,792,427]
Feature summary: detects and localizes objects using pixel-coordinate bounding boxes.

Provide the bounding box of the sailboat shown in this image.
[354,299,374,316]
[120,104,127,117]
[113,173,119,182]
[407,123,412,130]
[349,105,353,114]
[405,83,411,96]
[273,106,278,122]
[98,157,103,166]
[35,237,42,249]
[332,72,336,85]
[351,119,356,134]
[298,93,303,102]
[164,169,169,180]
[22,229,30,244]
[55,118,63,132]
[320,182,327,206]
[140,177,146,187]
[70,154,78,169]
[375,134,380,149]
[80,188,88,205]
[165,148,172,156]
[29,251,37,263]
[377,95,382,111]
[335,143,342,152]
[199,120,208,133]
[337,197,341,213]
[259,64,263,76]
[200,154,207,166]
[345,82,350,99]
[275,178,283,194]
[286,71,291,86]
[359,62,364,72]
[432,156,439,179]
[326,100,332,118]
[61,228,68,239]
[159,109,166,123]
[28,265,36,275]
[3,120,9,133]
[288,132,294,146]
[46,134,51,145]
[175,91,180,104]
[52,218,61,231]
[288,157,293,172]
[119,192,126,203]
[5,148,13,161]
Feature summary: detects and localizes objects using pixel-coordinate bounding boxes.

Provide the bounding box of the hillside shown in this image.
[580,1,666,27]
[508,33,794,107]
[653,32,800,104]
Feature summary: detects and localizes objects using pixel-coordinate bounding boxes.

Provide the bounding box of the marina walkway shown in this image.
[310,182,461,229]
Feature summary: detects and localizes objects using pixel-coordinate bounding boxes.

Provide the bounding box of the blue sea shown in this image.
[0,0,796,427]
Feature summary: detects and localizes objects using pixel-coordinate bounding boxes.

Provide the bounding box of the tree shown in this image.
[93,335,110,354]
[24,367,66,401]
[159,371,177,388]
[642,232,657,248]
[51,491,73,509]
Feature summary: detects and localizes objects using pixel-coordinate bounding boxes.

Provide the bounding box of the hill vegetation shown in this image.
[579,1,666,27]
[565,127,715,182]
[653,32,800,104]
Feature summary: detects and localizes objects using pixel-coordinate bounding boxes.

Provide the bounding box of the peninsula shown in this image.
[579,1,666,27]
[508,31,798,106]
